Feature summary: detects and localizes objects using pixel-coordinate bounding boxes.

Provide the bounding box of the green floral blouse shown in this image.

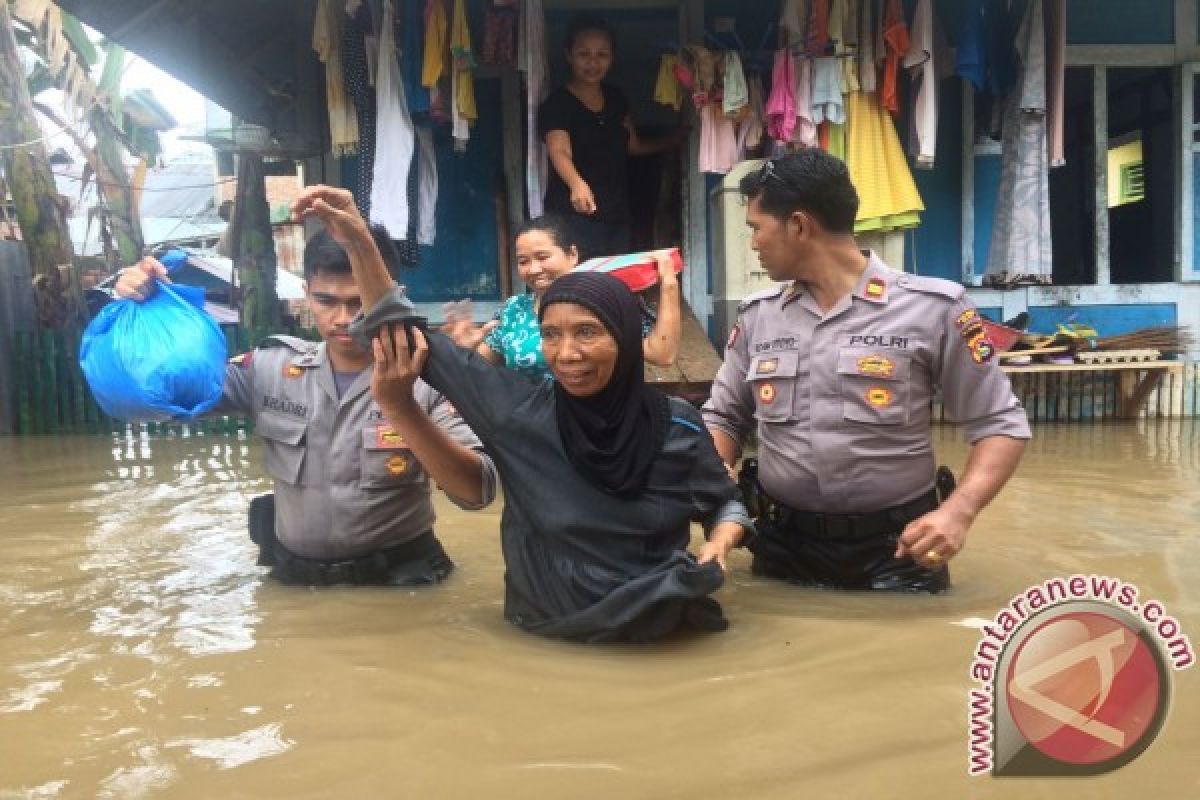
[484,293,655,380]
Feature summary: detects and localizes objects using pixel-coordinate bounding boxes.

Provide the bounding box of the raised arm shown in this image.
[370,323,491,507]
[291,186,395,308]
[641,250,682,367]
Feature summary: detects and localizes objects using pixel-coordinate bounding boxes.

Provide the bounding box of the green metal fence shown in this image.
[9,326,253,436]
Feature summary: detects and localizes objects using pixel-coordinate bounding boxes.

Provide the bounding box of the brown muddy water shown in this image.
[1,423,1198,799]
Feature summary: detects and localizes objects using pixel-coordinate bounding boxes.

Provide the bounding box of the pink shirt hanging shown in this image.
[766,49,797,143]
[698,103,738,174]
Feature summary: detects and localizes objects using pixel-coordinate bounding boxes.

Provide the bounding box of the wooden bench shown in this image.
[1000,360,1184,419]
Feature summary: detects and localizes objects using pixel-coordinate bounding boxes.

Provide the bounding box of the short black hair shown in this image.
[565,14,615,52]
[514,214,580,253]
[738,150,859,234]
[303,224,401,281]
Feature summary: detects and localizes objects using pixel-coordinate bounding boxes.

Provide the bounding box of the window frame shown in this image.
[1179,62,1200,282]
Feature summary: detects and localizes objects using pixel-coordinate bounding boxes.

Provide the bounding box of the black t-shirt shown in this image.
[538,84,631,223]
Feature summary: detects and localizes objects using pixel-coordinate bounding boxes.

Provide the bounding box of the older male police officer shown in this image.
[115,228,497,586]
[703,150,1030,592]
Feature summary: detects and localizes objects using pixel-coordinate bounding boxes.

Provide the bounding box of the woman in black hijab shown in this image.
[293,185,751,643]
[539,272,670,497]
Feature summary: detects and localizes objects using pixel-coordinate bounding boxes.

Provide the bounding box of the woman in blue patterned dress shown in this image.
[444,216,681,380]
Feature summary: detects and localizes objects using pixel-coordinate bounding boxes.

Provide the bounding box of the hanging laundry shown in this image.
[857,0,878,93]
[845,90,923,233]
[400,0,430,115]
[416,127,438,245]
[681,46,718,106]
[832,0,859,93]
[722,52,749,116]
[1045,0,1066,168]
[519,0,549,217]
[904,0,936,168]
[956,0,1017,98]
[835,0,857,54]
[986,0,1052,285]
[369,0,417,242]
[826,0,843,52]
[450,0,478,149]
[765,50,796,143]
[779,0,810,47]
[880,0,909,116]
[791,55,818,148]
[422,0,448,88]
[314,0,360,155]
[806,0,831,57]
[481,6,517,67]
[361,1,380,88]
[699,104,738,174]
[826,121,846,160]
[342,2,377,215]
[654,55,683,111]
[810,56,845,125]
[737,74,766,159]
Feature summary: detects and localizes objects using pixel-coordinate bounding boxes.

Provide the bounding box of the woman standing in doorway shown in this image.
[539,15,682,259]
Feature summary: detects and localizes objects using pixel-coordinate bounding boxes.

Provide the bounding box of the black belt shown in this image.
[767,488,939,538]
[273,531,439,586]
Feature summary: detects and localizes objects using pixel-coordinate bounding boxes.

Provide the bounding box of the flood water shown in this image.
[1,423,1198,798]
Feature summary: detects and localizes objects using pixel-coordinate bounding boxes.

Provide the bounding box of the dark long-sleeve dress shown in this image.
[351,287,752,643]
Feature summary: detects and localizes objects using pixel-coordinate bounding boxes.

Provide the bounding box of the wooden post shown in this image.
[0,2,81,329]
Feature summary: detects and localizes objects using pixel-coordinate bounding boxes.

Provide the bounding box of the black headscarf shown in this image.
[539,272,671,497]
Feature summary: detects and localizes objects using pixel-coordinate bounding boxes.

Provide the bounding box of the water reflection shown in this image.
[0,424,1197,798]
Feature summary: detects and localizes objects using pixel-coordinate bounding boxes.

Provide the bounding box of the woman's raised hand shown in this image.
[442,300,498,351]
[653,249,678,286]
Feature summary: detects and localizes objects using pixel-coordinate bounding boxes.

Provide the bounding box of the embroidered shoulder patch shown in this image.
[962,325,995,364]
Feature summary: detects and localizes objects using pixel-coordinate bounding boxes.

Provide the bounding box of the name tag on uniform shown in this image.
[843,333,911,350]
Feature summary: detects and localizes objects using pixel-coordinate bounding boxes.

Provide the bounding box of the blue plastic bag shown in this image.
[80,270,227,422]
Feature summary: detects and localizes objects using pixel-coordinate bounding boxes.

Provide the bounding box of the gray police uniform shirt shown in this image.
[349,288,752,641]
[219,335,497,560]
[703,252,1031,515]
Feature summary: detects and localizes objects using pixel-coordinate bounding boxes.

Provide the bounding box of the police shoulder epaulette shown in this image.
[259,334,317,354]
[737,283,788,313]
[894,273,965,301]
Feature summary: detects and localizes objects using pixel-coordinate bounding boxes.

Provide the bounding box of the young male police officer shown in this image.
[702,150,1030,592]
[115,229,497,586]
